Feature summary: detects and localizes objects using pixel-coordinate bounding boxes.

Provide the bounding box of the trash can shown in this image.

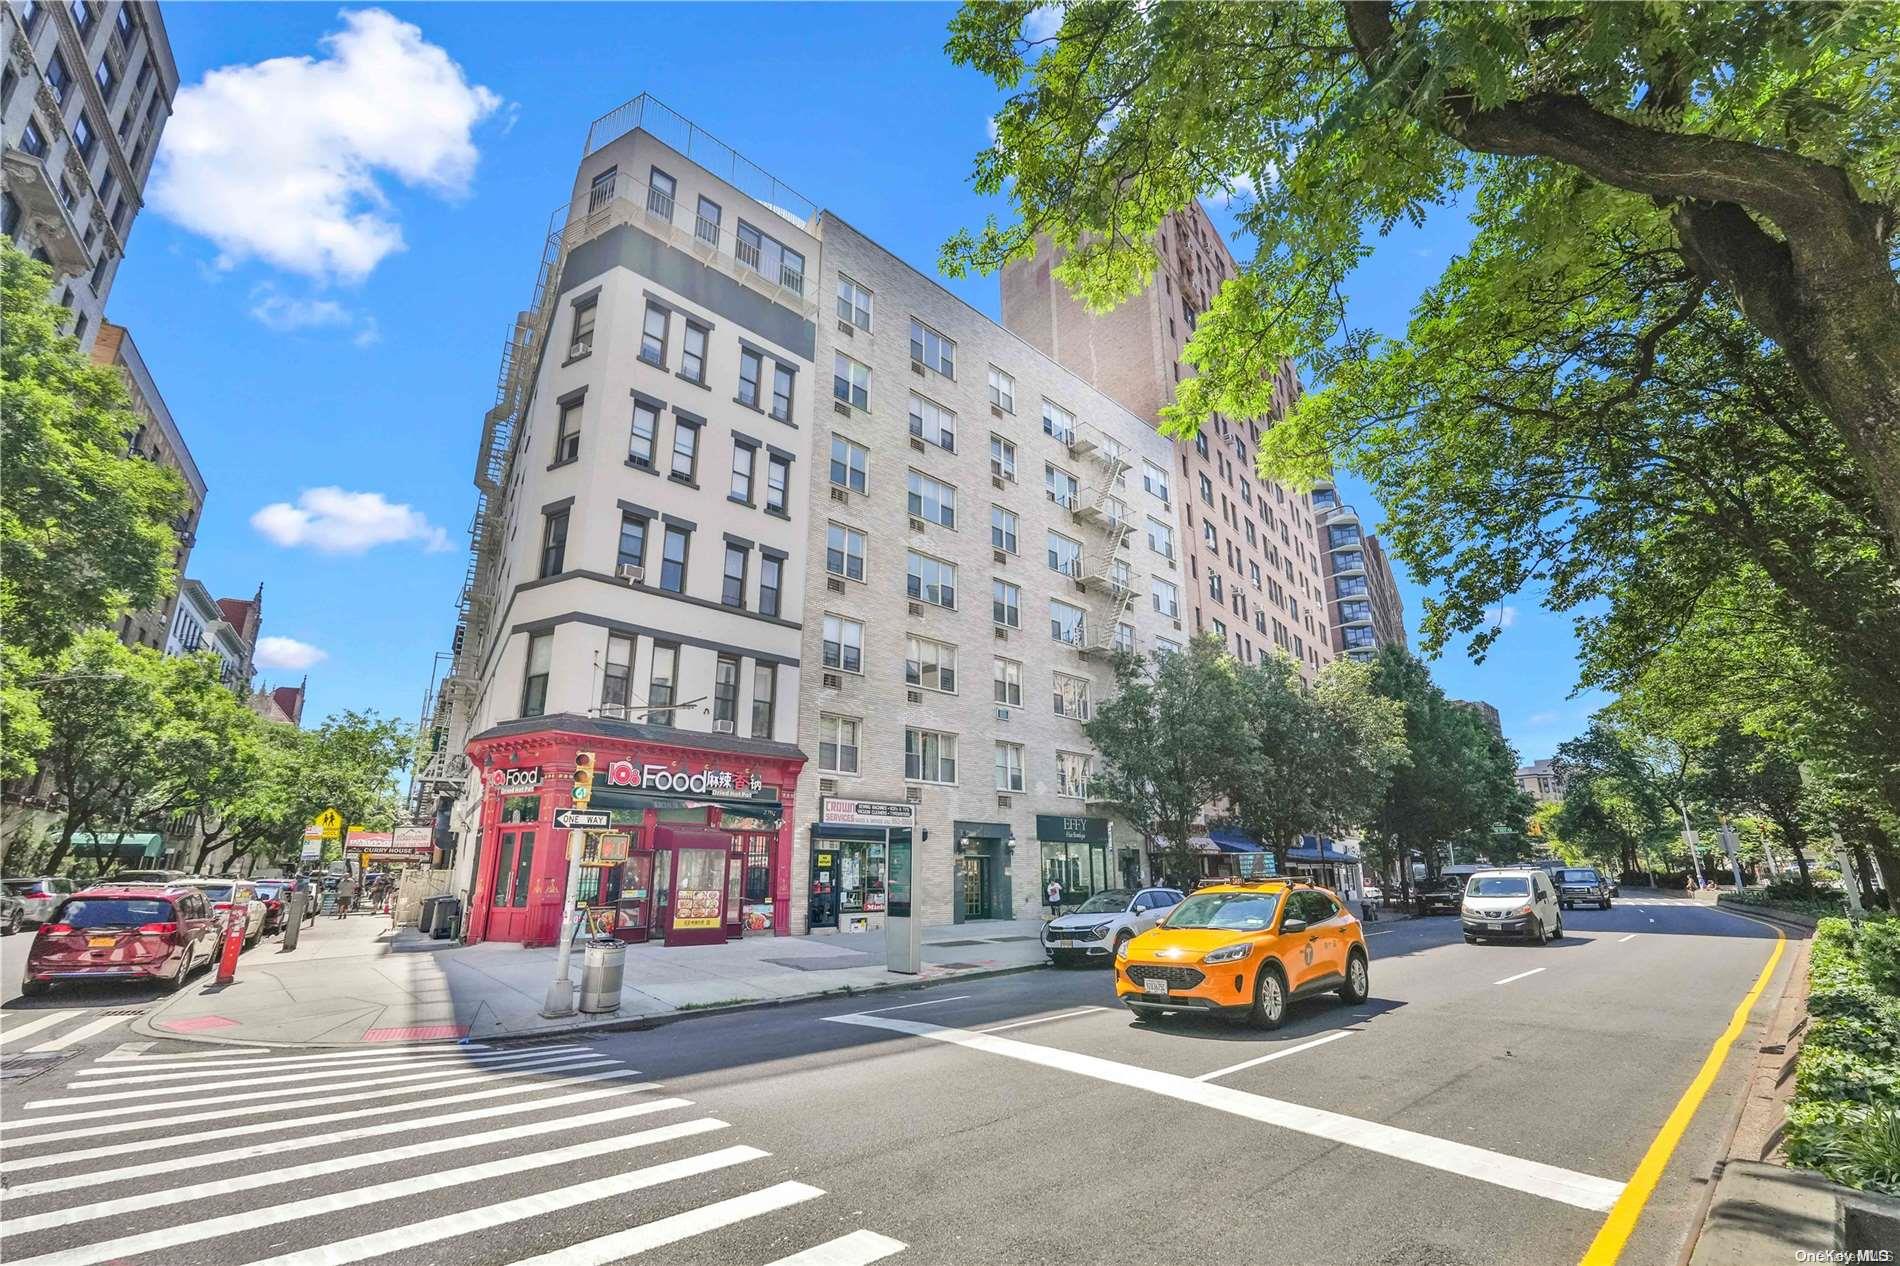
[416,895,443,934]
[431,898,461,940]
[579,937,625,1013]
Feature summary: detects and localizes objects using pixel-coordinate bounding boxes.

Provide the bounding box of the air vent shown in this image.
[820,778,837,794]
[991,405,1003,419]
[910,361,927,377]
[996,795,1012,808]
[994,627,1008,640]
[834,402,852,417]
[992,549,1007,564]
[713,720,736,734]
[908,601,925,617]
[827,577,846,594]
[822,672,842,689]
[992,476,1006,491]
[995,708,1010,721]
[909,437,927,454]
[831,488,849,504]
[907,690,923,704]
[905,786,923,804]
[1173,619,1183,630]
[909,517,927,533]
[837,320,854,337]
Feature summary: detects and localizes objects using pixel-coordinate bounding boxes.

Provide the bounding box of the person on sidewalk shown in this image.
[1045,877,1063,917]
[335,874,357,918]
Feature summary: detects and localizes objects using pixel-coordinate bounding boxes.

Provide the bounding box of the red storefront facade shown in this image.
[464,725,805,947]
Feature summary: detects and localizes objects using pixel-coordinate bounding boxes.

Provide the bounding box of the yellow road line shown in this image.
[1577,917,1787,1266]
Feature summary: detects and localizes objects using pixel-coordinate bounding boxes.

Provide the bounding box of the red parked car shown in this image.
[20,885,220,996]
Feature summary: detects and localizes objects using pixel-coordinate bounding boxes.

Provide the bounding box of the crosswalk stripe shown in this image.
[25,1014,131,1052]
[4,1110,726,1232]
[74,1041,516,1072]
[99,1040,154,1060]
[504,1181,828,1266]
[41,1044,583,1103]
[764,1230,910,1266]
[242,1149,781,1266]
[4,1069,654,1173]
[6,1084,682,1193]
[71,1043,580,1086]
[89,1040,476,1065]
[0,1011,80,1046]
[3,1051,610,1132]
[9,1141,771,1266]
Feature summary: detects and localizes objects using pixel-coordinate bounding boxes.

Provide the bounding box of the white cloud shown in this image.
[1488,604,1519,628]
[151,9,501,284]
[254,636,329,672]
[252,487,452,554]
[249,287,352,332]
[1023,5,1063,42]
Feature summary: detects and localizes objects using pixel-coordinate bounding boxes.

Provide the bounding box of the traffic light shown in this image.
[572,751,596,804]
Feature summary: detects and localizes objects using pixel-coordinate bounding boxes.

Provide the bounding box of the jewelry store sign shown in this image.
[820,798,915,829]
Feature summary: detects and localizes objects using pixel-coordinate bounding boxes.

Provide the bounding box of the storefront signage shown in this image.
[487,767,541,791]
[1036,814,1109,845]
[607,760,764,797]
[820,798,915,829]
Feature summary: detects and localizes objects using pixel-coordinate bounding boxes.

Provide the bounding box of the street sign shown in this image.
[553,808,610,830]
[312,808,343,840]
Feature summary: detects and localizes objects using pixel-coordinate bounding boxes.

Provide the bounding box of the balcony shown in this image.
[2,149,90,277]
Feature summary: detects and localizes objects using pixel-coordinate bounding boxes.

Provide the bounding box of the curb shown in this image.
[129,959,1050,1050]
[1714,896,1822,931]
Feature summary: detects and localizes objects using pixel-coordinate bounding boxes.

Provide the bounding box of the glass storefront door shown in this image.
[1039,839,1109,909]
[958,854,991,920]
[664,843,728,946]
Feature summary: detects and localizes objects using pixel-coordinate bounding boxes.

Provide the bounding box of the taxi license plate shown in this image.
[1142,978,1168,996]
[88,936,115,947]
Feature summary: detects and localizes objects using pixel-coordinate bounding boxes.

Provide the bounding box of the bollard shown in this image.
[282,891,306,951]
[215,907,246,984]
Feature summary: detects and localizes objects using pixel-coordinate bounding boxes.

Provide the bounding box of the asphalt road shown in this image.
[0,894,1790,1266]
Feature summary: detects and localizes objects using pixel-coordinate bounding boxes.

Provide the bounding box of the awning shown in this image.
[1288,835,1359,864]
[1207,829,1266,854]
[71,832,165,862]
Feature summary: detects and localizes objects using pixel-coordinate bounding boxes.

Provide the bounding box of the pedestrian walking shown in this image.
[1045,877,1063,916]
[335,873,357,919]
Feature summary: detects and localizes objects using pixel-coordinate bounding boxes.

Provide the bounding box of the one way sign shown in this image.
[553,808,611,830]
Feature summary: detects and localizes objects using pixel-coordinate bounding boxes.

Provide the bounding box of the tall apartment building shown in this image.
[425,96,1202,946]
[1,0,177,351]
[1516,758,1566,805]
[1311,478,1407,662]
[1000,203,1331,676]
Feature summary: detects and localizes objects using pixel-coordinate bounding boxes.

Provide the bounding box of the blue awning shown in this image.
[1207,829,1266,854]
[1288,835,1358,864]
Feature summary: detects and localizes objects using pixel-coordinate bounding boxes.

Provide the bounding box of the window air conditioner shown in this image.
[616,564,644,584]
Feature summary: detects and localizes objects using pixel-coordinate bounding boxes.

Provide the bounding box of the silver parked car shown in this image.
[3,877,78,925]
[0,886,26,935]
[1043,887,1186,966]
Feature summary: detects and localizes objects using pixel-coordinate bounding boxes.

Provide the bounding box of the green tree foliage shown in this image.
[1692,724,1819,889]
[1551,718,1684,879]
[945,1,1900,539]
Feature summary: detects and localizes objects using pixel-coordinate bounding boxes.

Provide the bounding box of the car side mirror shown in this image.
[1281,917,1308,934]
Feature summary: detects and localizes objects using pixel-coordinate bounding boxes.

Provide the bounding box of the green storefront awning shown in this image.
[70,832,166,862]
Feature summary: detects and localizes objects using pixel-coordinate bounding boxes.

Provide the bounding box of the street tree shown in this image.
[1692,725,1818,890]
[944,2,1900,539]
[1083,636,1255,884]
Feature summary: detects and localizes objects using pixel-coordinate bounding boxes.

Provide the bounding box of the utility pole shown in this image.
[1679,805,1707,888]
[541,750,596,1018]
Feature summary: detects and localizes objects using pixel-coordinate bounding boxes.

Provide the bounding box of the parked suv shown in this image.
[1461,869,1563,944]
[21,885,220,995]
[1555,867,1613,910]
[1043,887,1184,965]
[1411,876,1463,916]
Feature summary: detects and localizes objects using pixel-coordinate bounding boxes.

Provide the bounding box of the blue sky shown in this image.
[108,2,1601,760]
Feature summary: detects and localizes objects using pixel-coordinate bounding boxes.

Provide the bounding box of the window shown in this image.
[737,220,804,292]
[94,167,116,208]
[907,470,955,527]
[69,0,92,33]
[1203,520,1218,548]
[680,322,707,383]
[649,642,679,725]
[1338,599,1372,624]
[659,524,690,593]
[553,399,581,463]
[819,715,860,773]
[728,442,757,504]
[628,400,660,468]
[739,349,763,408]
[46,51,71,105]
[906,636,957,693]
[765,454,790,514]
[990,505,1019,553]
[1046,531,1082,579]
[1152,578,1180,618]
[1056,751,1093,799]
[1251,561,1263,588]
[1041,400,1075,446]
[770,363,795,423]
[114,2,134,43]
[713,655,741,727]
[1044,463,1079,509]
[759,553,783,617]
[990,435,1016,481]
[909,318,955,376]
[568,300,596,359]
[88,252,108,292]
[1143,461,1171,503]
[20,117,47,158]
[904,728,957,783]
[908,394,955,451]
[827,523,865,581]
[995,742,1025,793]
[94,54,114,99]
[1054,672,1091,720]
[520,633,552,717]
[1050,599,1086,646]
[822,615,864,673]
[73,110,96,160]
[1200,473,1215,504]
[616,513,646,571]
[1156,636,1182,656]
[833,352,869,409]
[538,510,568,578]
[837,274,872,330]
[988,366,1015,412]
[1115,622,1135,653]
[977,658,1023,716]
[722,543,748,607]
[992,578,1021,627]
[586,166,619,212]
[829,436,868,493]
[1329,524,1363,550]
[670,416,700,481]
[907,551,956,608]
[1196,432,1210,458]
[1336,575,1367,598]
[695,194,721,245]
[751,663,777,738]
[1146,516,1174,559]
[1210,572,1224,602]
[640,303,668,366]
[648,166,676,219]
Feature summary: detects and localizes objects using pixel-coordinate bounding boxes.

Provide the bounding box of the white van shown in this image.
[1460,868,1563,944]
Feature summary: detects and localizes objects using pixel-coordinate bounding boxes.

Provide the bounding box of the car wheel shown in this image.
[1112,931,1132,965]
[162,949,193,993]
[20,979,50,997]
[1532,916,1548,945]
[2,909,18,935]
[1554,917,1564,939]
[1602,899,1611,910]
[1338,951,1370,1004]
[1464,933,1478,943]
[1249,962,1288,1030]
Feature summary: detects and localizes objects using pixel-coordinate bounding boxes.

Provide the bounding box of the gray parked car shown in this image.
[2,877,78,925]
[1043,887,1186,965]
[0,886,25,935]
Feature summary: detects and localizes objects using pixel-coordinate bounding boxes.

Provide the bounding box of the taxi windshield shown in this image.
[1072,889,1133,915]
[1162,891,1281,931]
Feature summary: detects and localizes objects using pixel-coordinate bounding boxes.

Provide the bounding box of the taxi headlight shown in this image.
[1116,937,1131,961]
[1201,941,1253,965]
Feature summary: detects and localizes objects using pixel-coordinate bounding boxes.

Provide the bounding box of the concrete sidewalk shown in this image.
[131,912,1050,1047]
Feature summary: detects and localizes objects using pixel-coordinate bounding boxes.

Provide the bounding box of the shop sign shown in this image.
[486,767,541,791]
[820,798,915,828]
[1036,814,1109,845]
[607,759,764,797]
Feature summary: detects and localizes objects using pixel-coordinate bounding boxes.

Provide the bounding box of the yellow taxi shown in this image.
[1115,880,1370,1028]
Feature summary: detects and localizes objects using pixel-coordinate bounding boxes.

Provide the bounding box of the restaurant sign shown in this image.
[606,760,765,797]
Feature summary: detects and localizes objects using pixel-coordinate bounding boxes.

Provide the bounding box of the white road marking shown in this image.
[764,1230,909,1266]
[826,1011,1624,1212]
[1194,1030,1354,1082]
[97,1040,154,1061]
[0,1011,80,1046]
[979,1006,1105,1033]
[25,1014,129,1052]
[1363,930,1395,936]
[1618,934,1638,943]
[235,1147,772,1266]
[5,1111,724,1232]
[7,1085,680,1195]
[4,1052,608,1132]
[503,1182,827,1266]
[1493,968,1546,986]
[3,1068,653,1171]
[848,995,972,1016]
[72,1042,518,1078]
[5,1131,763,1266]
